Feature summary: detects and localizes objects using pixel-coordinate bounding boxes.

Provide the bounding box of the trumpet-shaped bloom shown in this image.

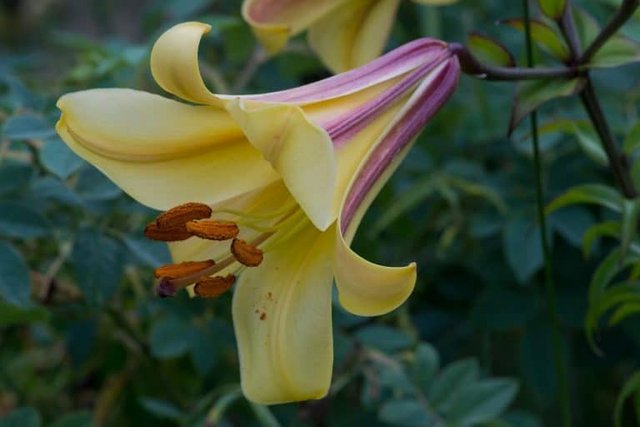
[56,22,459,404]
[243,0,458,73]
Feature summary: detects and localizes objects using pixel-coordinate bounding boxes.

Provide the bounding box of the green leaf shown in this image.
[503,217,543,285]
[609,301,640,325]
[2,114,55,140]
[548,207,594,247]
[519,322,559,404]
[623,122,640,156]
[503,19,569,61]
[0,201,51,238]
[0,302,49,325]
[72,228,124,304]
[571,123,608,166]
[471,287,536,330]
[248,402,282,427]
[446,378,519,425]
[39,137,84,179]
[411,343,440,394]
[189,325,219,375]
[448,176,507,213]
[378,399,434,427]
[620,200,640,259]
[591,36,640,68]
[538,0,566,20]
[585,283,640,347]
[149,315,193,359]
[0,242,31,306]
[546,184,623,214]
[0,163,33,196]
[428,358,479,412]
[121,236,171,268]
[370,175,439,236]
[140,397,184,421]
[0,407,41,427]
[29,177,83,206]
[581,221,620,258]
[510,78,585,134]
[573,8,600,48]
[615,371,640,427]
[75,166,122,201]
[632,161,640,192]
[588,248,639,303]
[49,412,93,427]
[355,325,413,353]
[468,32,515,67]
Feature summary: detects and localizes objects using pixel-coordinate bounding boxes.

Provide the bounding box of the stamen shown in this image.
[155,202,212,228]
[144,222,193,241]
[231,238,264,267]
[194,274,236,298]
[156,277,178,298]
[186,219,239,240]
[154,260,216,279]
[165,255,237,289]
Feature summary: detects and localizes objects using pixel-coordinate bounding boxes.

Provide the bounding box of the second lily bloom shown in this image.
[56,22,459,403]
[243,0,458,72]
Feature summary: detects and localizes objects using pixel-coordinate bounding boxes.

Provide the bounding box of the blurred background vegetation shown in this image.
[1,0,639,426]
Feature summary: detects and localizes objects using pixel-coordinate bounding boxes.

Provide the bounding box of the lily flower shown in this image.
[243,0,458,73]
[56,22,459,404]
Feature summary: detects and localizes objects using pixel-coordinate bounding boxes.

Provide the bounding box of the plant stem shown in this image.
[580,80,637,198]
[559,5,582,61]
[450,43,580,81]
[556,0,637,198]
[523,1,572,426]
[579,0,640,64]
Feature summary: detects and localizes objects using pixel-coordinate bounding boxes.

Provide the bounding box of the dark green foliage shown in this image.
[1,0,639,426]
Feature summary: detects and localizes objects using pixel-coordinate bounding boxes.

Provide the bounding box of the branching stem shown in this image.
[523,2,572,427]
[579,0,640,64]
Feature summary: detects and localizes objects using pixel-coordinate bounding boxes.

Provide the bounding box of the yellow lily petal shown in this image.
[150,21,222,106]
[334,227,416,317]
[335,140,418,316]
[56,89,279,210]
[225,98,337,231]
[233,224,334,404]
[242,0,346,54]
[307,0,401,73]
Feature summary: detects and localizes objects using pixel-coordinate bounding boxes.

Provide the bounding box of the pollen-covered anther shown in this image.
[153,259,216,279]
[194,274,236,298]
[155,202,212,228]
[186,219,239,240]
[144,222,193,241]
[231,238,264,267]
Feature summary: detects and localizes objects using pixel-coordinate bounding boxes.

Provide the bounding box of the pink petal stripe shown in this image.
[341,58,460,233]
[242,39,447,105]
[326,50,450,146]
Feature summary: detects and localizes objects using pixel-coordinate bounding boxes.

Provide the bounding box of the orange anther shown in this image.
[144,222,192,241]
[186,219,239,240]
[155,202,212,228]
[154,260,216,279]
[231,238,264,267]
[194,274,236,298]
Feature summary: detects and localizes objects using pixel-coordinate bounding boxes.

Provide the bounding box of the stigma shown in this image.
[145,202,266,299]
